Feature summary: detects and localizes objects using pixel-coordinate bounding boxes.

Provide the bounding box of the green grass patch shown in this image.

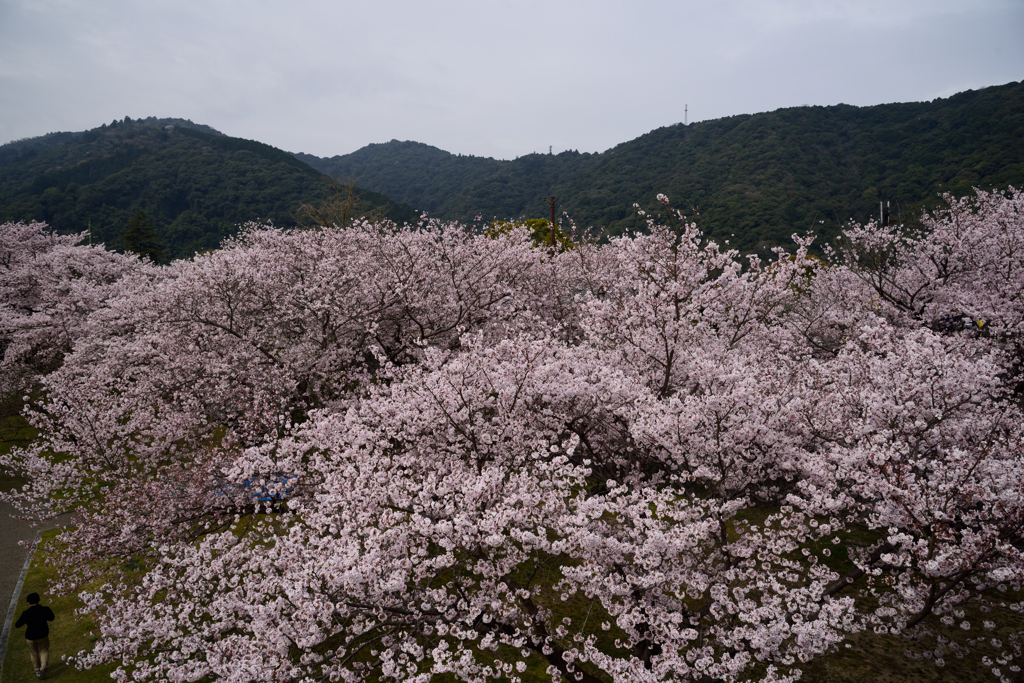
[0,401,36,494]
[0,417,35,457]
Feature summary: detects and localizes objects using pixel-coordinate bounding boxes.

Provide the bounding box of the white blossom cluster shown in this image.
[2,188,1023,682]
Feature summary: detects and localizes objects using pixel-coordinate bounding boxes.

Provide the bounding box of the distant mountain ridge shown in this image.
[0,117,223,169]
[4,81,1022,260]
[0,117,415,260]
[298,80,1024,253]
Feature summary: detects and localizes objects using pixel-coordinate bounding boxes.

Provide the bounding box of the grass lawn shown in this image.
[1,530,113,683]
[1,407,34,494]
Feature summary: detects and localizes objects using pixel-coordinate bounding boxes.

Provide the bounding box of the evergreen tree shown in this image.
[121,210,164,262]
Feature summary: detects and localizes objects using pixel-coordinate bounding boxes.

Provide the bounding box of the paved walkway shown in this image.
[0,500,37,619]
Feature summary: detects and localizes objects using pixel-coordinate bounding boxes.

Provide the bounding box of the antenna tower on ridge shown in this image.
[685,104,688,125]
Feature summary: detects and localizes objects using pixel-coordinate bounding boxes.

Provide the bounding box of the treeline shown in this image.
[0,117,416,260]
[299,80,1024,254]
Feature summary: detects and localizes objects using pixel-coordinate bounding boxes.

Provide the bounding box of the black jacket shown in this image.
[15,604,54,640]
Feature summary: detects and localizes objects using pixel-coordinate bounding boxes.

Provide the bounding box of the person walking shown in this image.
[15,592,55,679]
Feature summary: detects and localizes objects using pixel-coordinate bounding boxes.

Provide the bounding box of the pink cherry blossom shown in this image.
[1,187,1022,681]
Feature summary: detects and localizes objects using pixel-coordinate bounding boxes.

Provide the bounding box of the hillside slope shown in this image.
[0,117,416,260]
[301,80,1024,253]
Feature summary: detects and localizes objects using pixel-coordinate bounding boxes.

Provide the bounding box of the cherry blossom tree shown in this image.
[0,221,144,397]
[791,188,1024,678]
[2,189,1023,682]
[3,220,582,582]
[834,187,1024,352]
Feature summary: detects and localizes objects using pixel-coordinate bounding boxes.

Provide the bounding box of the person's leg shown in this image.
[38,636,49,670]
[26,638,40,671]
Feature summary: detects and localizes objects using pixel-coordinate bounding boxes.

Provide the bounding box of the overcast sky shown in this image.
[1,0,1021,160]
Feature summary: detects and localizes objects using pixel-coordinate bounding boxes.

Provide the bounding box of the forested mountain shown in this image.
[0,117,415,260]
[298,80,1024,253]
[4,80,1020,260]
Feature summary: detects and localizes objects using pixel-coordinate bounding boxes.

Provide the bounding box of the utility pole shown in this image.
[684,104,688,125]
[880,200,890,227]
[549,196,556,256]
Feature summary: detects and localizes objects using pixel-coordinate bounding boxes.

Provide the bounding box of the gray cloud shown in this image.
[1,0,1021,159]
